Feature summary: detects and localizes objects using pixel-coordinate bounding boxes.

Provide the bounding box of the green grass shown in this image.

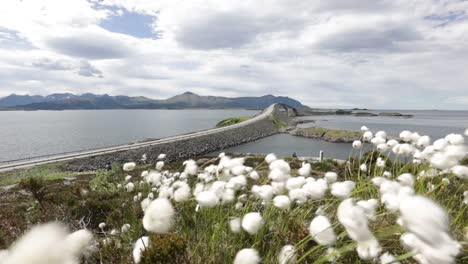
[0,154,466,263]
[293,127,361,142]
[0,162,92,187]
[215,116,251,127]
[269,116,288,129]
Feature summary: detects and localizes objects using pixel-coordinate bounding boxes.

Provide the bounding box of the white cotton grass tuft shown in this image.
[380,252,400,264]
[352,140,362,149]
[286,176,306,190]
[451,165,468,179]
[302,179,328,200]
[133,236,149,264]
[278,245,297,264]
[233,248,261,264]
[324,171,338,183]
[229,217,242,233]
[465,128,468,136]
[123,162,136,172]
[196,191,219,208]
[361,126,369,132]
[399,130,412,142]
[183,159,198,175]
[397,173,414,187]
[398,194,461,264]
[273,195,291,210]
[363,131,373,142]
[265,153,277,164]
[376,157,386,168]
[309,215,336,246]
[337,199,381,260]
[156,161,164,171]
[331,181,355,199]
[242,212,264,235]
[121,224,131,233]
[298,162,311,177]
[249,171,260,180]
[125,182,135,192]
[360,163,367,172]
[157,153,166,160]
[356,199,379,221]
[445,133,464,145]
[0,222,94,264]
[289,188,308,204]
[142,198,175,234]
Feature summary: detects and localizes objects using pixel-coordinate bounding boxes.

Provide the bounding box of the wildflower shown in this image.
[433,138,448,150]
[265,153,277,164]
[269,169,290,182]
[158,186,174,199]
[235,202,243,210]
[242,212,264,235]
[363,131,373,142]
[125,175,132,182]
[360,163,367,172]
[451,165,468,179]
[463,191,468,205]
[302,179,328,200]
[110,229,119,236]
[289,188,308,204]
[383,171,392,178]
[173,183,191,202]
[230,217,242,233]
[222,188,236,204]
[125,182,135,192]
[397,173,414,187]
[141,198,151,212]
[271,181,286,195]
[121,224,131,233]
[249,171,260,180]
[371,136,386,145]
[269,159,291,174]
[445,133,464,145]
[142,198,175,234]
[196,191,219,208]
[376,143,388,152]
[386,139,399,147]
[417,136,431,148]
[253,184,275,202]
[324,172,338,183]
[123,162,136,172]
[133,236,149,264]
[430,145,467,170]
[399,195,461,264]
[286,176,306,190]
[465,128,468,136]
[99,222,106,230]
[331,181,355,199]
[442,178,450,185]
[234,248,261,264]
[361,126,369,132]
[156,161,164,171]
[375,131,387,138]
[157,153,166,160]
[298,162,311,177]
[278,245,297,264]
[0,222,94,264]
[352,140,362,149]
[380,252,400,264]
[356,199,378,221]
[376,157,386,168]
[183,159,198,175]
[309,215,336,246]
[337,199,381,260]
[399,130,412,142]
[273,195,291,210]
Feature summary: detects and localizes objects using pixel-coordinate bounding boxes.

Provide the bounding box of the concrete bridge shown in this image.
[0,104,297,172]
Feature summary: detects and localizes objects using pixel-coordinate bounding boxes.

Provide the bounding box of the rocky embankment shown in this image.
[289,127,361,143]
[63,104,297,171]
[296,109,413,117]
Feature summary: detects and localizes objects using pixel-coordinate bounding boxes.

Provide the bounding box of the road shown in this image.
[0,104,276,172]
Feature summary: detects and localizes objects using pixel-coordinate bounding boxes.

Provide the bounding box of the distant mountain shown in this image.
[0,91,308,110]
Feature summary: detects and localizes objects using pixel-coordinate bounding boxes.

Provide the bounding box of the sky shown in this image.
[0,0,468,109]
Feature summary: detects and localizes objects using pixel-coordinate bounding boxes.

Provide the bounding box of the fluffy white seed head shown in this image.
[309,215,336,246]
[331,181,356,199]
[229,217,242,233]
[352,140,362,149]
[324,172,338,183]
[123,162,136,172]
[265,153,277,164]
[417,136,431,148]
[286,176,306,190]
[157,153,166,160]
[269,159,291,174]
[289,188,308,204]
[445,133,464,145]
[242,212,264,235]
[196,191,219,208]
[233,248,261,264]
[380,252,400,264]
[278,245,297,264]
[125,182,135,192]
[183,159,198,175]
[249,171,260,180]
[302,179,328,200]
[399,130,412,142]
[363,131,373,142]
[298,163,311,177]
[273,195,291,210]
[133,236,149,264]
[142,198,175,234]
[360,163,367,172]
[375,131,387,138]
[361,126,369,132]
[451,165,468,179]
[156,161,164,171]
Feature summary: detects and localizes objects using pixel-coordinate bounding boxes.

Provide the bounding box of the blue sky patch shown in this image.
[100,9,157,39]
[424,10,466,27]
[0,27,34,50]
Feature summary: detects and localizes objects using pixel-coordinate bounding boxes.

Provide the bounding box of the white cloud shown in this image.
[0,0,467,109]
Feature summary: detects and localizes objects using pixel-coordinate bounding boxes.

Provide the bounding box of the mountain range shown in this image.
[0,92,308,110]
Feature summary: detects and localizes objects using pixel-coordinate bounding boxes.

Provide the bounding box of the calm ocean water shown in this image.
[224,110,468,159]
[0,109,467,162]
[0,109,258,162]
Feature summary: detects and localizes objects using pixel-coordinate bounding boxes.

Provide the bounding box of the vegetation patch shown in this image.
[291,127,361,143]
[215,116,251,127]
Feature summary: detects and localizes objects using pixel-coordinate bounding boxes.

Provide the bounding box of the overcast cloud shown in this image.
[0,0,467,109]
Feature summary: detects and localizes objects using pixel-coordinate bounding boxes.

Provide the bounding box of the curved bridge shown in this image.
[0,104,297,172]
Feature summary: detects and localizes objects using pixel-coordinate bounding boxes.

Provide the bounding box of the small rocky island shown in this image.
[289,127,361,143]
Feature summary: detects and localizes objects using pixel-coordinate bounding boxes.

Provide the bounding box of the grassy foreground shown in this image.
[0,150,467,263]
